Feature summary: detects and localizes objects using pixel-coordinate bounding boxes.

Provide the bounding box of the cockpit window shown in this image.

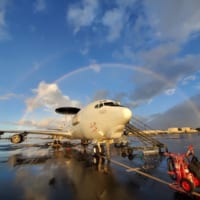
[104,102,122,107]
[95,101,122,109]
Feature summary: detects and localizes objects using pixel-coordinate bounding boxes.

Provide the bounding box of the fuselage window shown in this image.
[94,103,104,109]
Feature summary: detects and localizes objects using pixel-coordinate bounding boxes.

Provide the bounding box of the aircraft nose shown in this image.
[123,107,132,122]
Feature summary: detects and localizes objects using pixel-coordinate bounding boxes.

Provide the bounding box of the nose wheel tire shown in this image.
[180,178,194,193]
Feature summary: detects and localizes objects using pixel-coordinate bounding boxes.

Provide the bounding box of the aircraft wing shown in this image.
[0,129,72,138]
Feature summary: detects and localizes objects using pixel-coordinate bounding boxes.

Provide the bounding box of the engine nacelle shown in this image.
[10,134,25,144]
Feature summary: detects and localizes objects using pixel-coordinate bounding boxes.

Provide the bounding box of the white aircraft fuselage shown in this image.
[0,99,132,152]
[69,100,132,141]
[0,99,132,160]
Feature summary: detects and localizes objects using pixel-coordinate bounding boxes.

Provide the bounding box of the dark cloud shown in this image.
[92,90,110,101]
[130,79,167,104]
[143,0,200,42]
[129,50,200,107]
[147,93,200,129]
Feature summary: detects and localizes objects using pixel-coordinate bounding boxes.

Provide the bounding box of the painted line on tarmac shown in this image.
[111,159,169,185]
[111,159,200,197]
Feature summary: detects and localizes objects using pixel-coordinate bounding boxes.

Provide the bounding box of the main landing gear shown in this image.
[80,139,112,161]
[93,141,112,161]
[121,148,134,160]
[52,140,62,150]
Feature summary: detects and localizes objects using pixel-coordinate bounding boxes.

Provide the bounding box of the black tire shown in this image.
[167,157,177,180]
[128,154,134,160]
[180,178,194,193]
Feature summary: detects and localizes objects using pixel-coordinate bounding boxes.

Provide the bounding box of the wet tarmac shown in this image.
[0,134,200,200]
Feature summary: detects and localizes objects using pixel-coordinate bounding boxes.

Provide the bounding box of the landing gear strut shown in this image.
[81,139,91,153]
[93,144,105,156]
[106,142,111,161]
[93,141,112,161]
[52,140,62,150]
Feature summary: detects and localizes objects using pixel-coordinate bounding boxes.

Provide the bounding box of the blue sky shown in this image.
[0,0,200,130]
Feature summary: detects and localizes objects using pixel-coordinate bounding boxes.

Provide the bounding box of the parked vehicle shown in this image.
[165,145,200,193]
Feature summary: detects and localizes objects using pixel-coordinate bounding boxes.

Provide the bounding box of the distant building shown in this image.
[168,127,180,133]
[140,127,197,135]
[167,127,197,133]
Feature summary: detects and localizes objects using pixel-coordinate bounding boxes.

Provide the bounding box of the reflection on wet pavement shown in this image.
[1,134,200,200]
[1,145,132,200]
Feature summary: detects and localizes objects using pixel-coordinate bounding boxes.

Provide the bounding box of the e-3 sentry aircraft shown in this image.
[0,99,132,160]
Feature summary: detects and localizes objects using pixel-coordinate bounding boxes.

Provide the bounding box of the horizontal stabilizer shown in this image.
[55,107,80,115]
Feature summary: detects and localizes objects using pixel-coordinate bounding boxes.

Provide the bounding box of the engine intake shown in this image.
[10,134,25,144]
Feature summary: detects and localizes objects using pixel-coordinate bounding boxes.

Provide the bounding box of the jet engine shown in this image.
[10,134,25,144]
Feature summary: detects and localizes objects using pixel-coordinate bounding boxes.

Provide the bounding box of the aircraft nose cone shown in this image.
[123,107,132,122]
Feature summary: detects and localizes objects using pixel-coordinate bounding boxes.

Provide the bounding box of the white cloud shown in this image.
[116,0,136,8]
[80,47,89,55]
[25,81,81,113]
[89,63,101,73]
[66,0,200,46]
[197,84,200,90]
[66,0,137,42]
[182,75,196,85]
[112,0,200,62]
[129,53,200,107]
[93,90,110,101]
[0,0,10,41]
[165,88,176,96]
[102,0,136,42]
[67,0,98,33]
[102,8,124,42]
[0,10,5,26]
[143,0,200,42]
[0,93,16,100]
[34,0,46,13]
[139,42,180,66]
[17,117,72,129]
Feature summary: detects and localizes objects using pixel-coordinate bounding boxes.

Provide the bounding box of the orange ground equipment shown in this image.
[165,145,200,193]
